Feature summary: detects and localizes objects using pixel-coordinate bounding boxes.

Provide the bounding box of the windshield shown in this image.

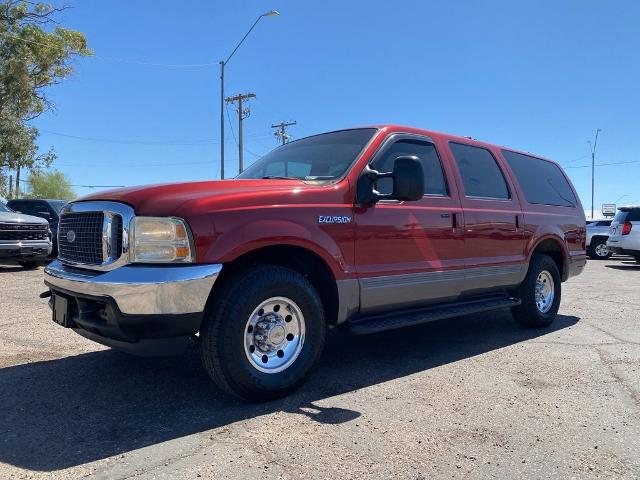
[0,202,12,213]
[50,200,66,214]
[237,128,377,181]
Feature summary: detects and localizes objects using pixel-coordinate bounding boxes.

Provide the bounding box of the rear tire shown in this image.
[587,238,612,260]
[512,254,561,328]
[18,261,39,270]
[200,266,326,401]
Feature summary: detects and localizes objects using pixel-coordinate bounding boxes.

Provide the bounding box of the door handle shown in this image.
[515,214,521,230]
[440,213,451,218]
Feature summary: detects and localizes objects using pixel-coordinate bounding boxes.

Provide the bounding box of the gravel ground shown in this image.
[0,258,639,479]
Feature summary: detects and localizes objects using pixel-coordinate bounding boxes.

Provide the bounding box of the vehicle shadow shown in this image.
[605,262,640,271]
[0,265,35,273]
[0,310,579,472]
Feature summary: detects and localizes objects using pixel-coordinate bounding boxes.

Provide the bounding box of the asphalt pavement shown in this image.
[0,258,638,479]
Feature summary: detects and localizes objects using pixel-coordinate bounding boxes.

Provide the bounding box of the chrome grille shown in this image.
[0,223,49,241]
[58,212,105,265]
[57,201,133,271]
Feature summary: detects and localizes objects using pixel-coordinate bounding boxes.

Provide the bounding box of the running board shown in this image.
[346,296,521,335]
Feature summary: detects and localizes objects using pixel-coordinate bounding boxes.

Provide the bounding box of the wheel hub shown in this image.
[244,297,305,374]
[253,315,287,352]
[535,270,555,314]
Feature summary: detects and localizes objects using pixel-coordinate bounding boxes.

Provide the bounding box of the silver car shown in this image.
[586,219,613,260]
[0,202,52,269]
[607,206,640,264]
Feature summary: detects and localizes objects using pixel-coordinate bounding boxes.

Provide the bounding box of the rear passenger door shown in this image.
[354,134,465,314]
[447,142,526,293]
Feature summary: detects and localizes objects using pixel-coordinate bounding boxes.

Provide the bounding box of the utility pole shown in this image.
[589,129,601,220]
[15,166,20,198]
[271,121,297,145]
[225,93,256,174]
[8,174,13,199]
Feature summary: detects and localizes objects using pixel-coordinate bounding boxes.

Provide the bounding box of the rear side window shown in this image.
[615,210,640,222]
[501,150,577,207]
[372,139,448,196]
[449,143,510,199]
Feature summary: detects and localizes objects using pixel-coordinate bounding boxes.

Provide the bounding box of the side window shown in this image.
[372,139,448,196]
[501,150,577,207]
[449,143,510,200]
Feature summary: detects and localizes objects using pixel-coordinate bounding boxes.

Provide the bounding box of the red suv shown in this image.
[43,126,586,401]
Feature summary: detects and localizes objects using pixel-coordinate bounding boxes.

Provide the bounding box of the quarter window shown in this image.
[501,150,577,207]
[450,143,510,200]
[372,139,448,196]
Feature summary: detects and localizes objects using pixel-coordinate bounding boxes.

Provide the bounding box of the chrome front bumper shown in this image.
[44,259,222,315]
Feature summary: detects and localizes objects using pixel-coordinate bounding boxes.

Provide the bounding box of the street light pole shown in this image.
[218,10,279,180]
[220,61,225,180]
[590,129,601,220]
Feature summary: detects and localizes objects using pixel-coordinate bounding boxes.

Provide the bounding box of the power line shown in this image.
[18,179,125,188]
[37,128,271,145]
[565,160,640,169]
[55,160,214,168]
[39,129,219,145]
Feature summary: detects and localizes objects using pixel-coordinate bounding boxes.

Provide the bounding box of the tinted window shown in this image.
[238,129,376,181]
[615,209,640,222]
[372,139,448,196]
[450,143,509,199]
[7,201,43,216]
[502,150,577,207]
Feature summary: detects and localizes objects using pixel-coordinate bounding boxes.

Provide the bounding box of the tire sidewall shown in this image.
[206,267,325,399]
[530,257,562,323]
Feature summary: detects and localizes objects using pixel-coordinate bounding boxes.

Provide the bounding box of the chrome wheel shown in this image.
[244,296,305,374]
[535,270,555,314]
[595,243,609,257]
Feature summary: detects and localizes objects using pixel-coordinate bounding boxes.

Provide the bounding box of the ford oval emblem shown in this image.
[66,230,76,243]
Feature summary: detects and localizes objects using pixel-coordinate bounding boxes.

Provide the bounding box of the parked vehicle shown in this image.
[586,219,613,259]
[0,202,52,268]
[7,199,66,256]
[607,206,640,263]
[42,126,586,400]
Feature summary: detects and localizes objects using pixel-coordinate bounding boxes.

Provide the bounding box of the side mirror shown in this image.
[36,211,51,221]
[356,155,424,205]
[392,156,424,201]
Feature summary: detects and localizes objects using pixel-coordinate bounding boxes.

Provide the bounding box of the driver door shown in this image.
[354,134,465,315]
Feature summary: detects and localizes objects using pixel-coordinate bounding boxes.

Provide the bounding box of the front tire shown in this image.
[200,266,326,401]
[512,254,561,328]
[588,238,612,260]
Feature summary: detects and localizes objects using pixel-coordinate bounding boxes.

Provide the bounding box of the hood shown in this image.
[0,211,50,225]
[76,179,327,217]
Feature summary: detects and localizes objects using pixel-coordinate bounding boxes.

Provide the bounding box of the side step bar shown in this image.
[346,296,521,335]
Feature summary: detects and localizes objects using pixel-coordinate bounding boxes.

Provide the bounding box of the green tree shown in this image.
[0,1,90,192]
[25,169,74,199]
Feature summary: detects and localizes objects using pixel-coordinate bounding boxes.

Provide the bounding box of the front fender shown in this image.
[204,214,353,279]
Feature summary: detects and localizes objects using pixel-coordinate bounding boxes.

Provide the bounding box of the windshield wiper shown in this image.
[261,175,300,180]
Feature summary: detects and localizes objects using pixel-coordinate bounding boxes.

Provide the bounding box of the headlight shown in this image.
[130,217,194,263]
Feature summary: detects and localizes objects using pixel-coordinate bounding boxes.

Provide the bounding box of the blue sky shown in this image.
[33,0,640,216]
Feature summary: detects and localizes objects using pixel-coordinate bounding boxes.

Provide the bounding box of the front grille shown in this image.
[0,223,49,241]
[58,212,105,265]
[113,215,123,258]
